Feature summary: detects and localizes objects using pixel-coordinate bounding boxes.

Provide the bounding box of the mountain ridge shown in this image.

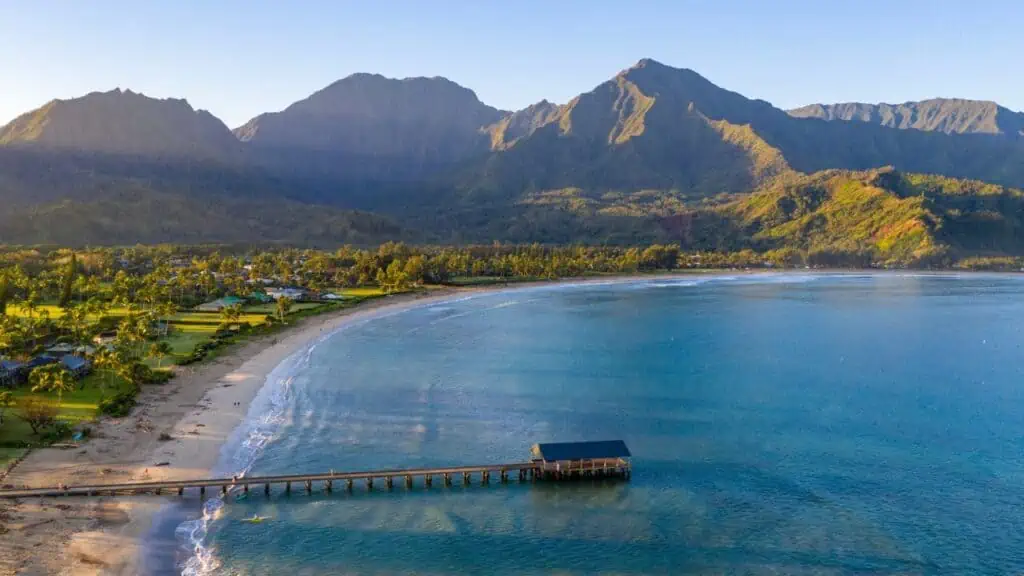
[0,59,1022,260]
[789,98,1024,137]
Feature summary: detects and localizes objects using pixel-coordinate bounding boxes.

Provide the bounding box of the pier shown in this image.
[0,440,631,499]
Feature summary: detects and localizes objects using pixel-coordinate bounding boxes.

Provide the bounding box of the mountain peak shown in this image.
[234,73,507,174]
[0,89,239,160]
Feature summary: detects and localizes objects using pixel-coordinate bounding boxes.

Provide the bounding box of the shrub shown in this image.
[98,390,137,417]
[130,362,172,385]
[40,421,74,444]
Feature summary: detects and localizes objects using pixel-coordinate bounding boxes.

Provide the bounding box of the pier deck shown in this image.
[0,459,630,499]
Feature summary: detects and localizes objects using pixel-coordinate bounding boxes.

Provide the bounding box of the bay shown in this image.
[180,274,1024,575]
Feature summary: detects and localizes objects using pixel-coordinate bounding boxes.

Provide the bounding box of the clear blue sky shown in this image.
[1,0,1020,127]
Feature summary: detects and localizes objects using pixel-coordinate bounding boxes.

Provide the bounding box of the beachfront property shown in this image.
[196,295,247,312]
[266,287,308,301]
[58,354,91,378]
[0,359,23,388]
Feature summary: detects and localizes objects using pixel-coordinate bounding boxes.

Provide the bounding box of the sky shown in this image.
[0,0,1021,128]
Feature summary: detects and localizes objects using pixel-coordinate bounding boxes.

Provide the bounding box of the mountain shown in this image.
[0,89,242,161]
[462,59,794,200]
[234,74,506,178]
[0,59,1023,259]
[451,60,1024,207]
[789,99,1024,137]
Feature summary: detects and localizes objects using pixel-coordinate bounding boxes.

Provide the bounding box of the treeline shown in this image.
[0,240,1004,310]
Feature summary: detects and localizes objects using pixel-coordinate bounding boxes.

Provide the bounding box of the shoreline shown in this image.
[0,269,1015,574]
[0,287,476,575]
[1,275,653,576]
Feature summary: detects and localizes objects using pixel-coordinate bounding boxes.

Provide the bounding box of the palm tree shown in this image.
[149,341,172,368]
[275,297,293,323]
[157,301,177,336]
[30,364,75,412]
[0,390,13,427]
[92,347,118,393]
[220,303,243,325]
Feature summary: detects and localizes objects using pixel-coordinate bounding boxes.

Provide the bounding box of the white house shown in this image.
[266,287,307,300]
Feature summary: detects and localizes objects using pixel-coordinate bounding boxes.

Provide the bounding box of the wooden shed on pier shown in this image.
[530,440,631,479]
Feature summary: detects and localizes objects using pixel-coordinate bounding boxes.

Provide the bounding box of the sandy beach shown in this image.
[0,288,472,576]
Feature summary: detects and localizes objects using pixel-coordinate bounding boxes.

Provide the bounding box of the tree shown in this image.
[92,347,119,392]
[0,391,13,426]
[157,301,177,336]
[30,364,75,411]
[58,252,78,308]
[16,395,58,435]
[149,341,172,368]
[59,303,90,349]
[220,303,243,325]
[0,271,10,316]
[275,297,293,323]
[403,256,426,286]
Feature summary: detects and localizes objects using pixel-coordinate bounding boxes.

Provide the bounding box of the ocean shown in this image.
[154,273,1024,575]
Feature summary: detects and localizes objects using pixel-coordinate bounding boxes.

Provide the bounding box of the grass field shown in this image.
[340,287,387,297]
[0,371,136,466]
[5,303,139,321]
[241,302,322,314]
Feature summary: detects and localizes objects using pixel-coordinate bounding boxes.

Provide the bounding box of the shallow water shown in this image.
[169,273,1024,575]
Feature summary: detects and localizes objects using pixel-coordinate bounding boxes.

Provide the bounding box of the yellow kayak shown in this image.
[241,515,268,524]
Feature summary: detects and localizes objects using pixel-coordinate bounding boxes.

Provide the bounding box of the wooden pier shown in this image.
[0,440,632,500]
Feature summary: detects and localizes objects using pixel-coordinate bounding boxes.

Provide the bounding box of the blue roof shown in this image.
[61,355,89,371]
[24,356,57,369]
[531,440,631,461]
[0,360,23,371]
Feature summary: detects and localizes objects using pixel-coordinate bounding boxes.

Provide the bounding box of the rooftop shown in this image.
[531,440,631,462]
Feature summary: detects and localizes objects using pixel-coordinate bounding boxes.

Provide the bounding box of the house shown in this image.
[0,360,24,388]
[60,355,91,378]
[248,292,274,304]
[266,287,307,301]
[74,345,96,356]
[196,296,246,312]
[93,331,117,346]
[530,440,632,478]
[45,343,77,355]
[21,355,58,378]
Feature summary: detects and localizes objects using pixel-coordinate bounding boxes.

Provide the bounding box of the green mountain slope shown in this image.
[716,169,1024,264]
[0,187,405,247]
[789,99,1024,136]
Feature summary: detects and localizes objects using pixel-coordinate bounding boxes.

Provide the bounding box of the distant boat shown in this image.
[241,515,268,524]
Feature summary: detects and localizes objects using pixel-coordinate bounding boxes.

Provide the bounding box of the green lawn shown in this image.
[0,371,135,466]
[242,302,322,314]
[0,445,27,469]
[340,287,386,297]
[6,303,136,321]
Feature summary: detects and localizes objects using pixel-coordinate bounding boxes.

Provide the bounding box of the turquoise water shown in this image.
[172,274,1024,575]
